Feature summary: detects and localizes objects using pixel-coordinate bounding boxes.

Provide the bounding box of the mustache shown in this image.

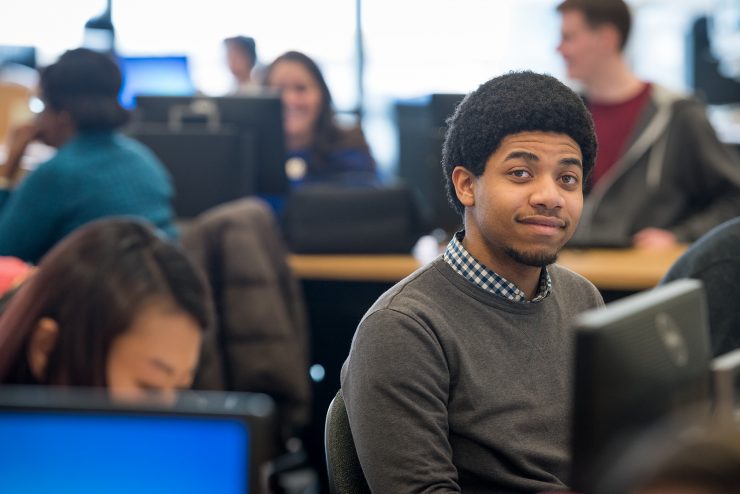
[516,214,568,229]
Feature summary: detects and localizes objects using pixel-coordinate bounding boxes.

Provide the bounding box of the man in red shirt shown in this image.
[557,0,740,247]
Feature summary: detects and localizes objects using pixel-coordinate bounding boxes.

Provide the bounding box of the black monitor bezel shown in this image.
[132,94,288,210]
[569,279,712,492]
[0,386,277,494]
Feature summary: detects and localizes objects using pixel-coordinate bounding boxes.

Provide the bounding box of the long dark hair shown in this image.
[264,51,370,170]
[0,218,213,386]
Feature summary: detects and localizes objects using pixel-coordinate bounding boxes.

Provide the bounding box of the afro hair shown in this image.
[442,71,597,216]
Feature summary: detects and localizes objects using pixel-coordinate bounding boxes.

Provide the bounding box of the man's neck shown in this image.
[461,235,543,301]
[503,264,543,301]
[583,56,645,104]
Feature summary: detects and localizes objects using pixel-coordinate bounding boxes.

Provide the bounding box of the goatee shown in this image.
[505,247,558,268]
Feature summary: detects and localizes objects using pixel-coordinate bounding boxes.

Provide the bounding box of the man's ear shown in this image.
[597,23,622,54]
[27,317,59,381]
[452,166,476,208]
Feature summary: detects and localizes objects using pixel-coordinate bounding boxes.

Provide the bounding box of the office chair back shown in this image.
[325,389,371,494]
[283,182,427,254]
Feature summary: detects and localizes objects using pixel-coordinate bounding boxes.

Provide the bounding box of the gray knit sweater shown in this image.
[341,257,604,493]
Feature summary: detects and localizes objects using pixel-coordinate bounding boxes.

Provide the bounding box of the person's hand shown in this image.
[632,227,678,248]
[2,122,39,181]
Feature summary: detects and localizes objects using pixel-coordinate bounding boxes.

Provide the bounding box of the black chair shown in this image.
[283,182,427,254]
[324,389,371,494]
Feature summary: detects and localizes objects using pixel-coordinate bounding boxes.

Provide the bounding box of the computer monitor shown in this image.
[129,95,287,218]
[570,279,712,492]
[395,93,465,236]
[0,387,277,494]
[688,16,740,106]
[118,56,196,109]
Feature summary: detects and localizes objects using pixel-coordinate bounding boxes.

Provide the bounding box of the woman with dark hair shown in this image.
[0,48,177,264]
[0,218,213,404]
[264,51,377,184]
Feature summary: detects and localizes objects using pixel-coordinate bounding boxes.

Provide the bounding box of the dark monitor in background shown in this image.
[0,45,36,69]
[688,16,740,106]
[395,93,465,237]
[128,95,287,218]
[570,279,712,492]
[0,387,277,494]
[118,55,196,109]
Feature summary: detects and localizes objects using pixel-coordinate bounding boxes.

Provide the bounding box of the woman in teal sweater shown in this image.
[0,48,176,263]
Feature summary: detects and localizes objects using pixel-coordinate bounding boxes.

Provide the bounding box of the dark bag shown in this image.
[282,182,427,254]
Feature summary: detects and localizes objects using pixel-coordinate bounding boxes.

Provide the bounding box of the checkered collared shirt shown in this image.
[443,231,552,303]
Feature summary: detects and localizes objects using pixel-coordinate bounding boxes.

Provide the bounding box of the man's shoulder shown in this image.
[550,262,591,283]
[648,83,687,103]
[368,258,449,313]
[347,260,451,358]
[360,257,490,334]
[549,263,602,303]
[650,84,704,117]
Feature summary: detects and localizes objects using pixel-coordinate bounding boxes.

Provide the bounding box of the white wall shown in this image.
[0,0,733,173]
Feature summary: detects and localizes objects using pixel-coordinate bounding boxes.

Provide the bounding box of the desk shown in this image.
[289,245,688,291]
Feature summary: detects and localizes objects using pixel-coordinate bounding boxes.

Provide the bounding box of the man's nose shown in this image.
[530,178,564,210]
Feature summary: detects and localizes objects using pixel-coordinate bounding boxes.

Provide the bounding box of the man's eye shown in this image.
[561,175,579,185]
[511,170,531,178]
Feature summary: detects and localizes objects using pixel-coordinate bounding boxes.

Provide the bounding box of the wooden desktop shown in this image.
[289,245,687,291]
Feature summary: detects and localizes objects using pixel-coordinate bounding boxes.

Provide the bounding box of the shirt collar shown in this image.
[443,231,552,303]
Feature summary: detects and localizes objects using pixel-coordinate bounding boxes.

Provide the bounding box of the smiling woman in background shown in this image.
[264,51,377,185]
[0,218,213,405]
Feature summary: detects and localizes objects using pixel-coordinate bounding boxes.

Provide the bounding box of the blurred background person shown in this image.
[0,48,177,264]
[224,35,261,94]
[661,216,740,357]
[264,51,377,186]
[556,0,740,248]
[0,218,213,405]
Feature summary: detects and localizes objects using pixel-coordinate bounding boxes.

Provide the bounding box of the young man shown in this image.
[224,35,260,94]
[557,0,740,248]
[341,71,604,493]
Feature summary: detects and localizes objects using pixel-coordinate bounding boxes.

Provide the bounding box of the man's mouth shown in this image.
[518,216,567,229]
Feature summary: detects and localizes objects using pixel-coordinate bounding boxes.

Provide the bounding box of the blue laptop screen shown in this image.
[0,412,249,493]
[118,56,196,109]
